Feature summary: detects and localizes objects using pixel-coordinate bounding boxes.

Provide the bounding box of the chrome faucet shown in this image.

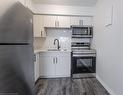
[54,39,60,50]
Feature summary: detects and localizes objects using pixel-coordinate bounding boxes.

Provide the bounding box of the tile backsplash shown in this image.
[34,28,72,50]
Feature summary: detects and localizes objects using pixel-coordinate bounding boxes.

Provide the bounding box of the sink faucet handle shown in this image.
[58,45,61,50]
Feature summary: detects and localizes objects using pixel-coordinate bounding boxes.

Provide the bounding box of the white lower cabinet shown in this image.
[34,53,40,81]
[39,56,56,77]
[55,56,71,77]
[39,52,71,78]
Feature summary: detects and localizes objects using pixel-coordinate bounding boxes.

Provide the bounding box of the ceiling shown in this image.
[32,0,97,7]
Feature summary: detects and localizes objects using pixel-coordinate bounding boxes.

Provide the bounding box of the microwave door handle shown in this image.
[88,27,90,35]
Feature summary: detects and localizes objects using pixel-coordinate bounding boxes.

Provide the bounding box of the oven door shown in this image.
[72,56,96,74]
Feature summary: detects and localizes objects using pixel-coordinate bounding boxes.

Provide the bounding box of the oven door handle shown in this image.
[72,54,96,57]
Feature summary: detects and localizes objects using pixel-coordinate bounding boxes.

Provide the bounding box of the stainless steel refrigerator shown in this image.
[0,2,35,95]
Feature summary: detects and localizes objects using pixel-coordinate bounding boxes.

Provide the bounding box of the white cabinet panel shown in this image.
[55,54,71,77]
[70,17,93,26]
[34,53,40,81]
[44,15,70,28]
[83,17,93,25]
[39,55,55,77]
[33,15,46,37]
[44,16,58,27]
[70,17,82,26]
[58,16,70,28]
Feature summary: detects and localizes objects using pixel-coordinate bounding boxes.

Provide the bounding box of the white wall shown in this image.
[31,4,95,16]
[93,0,123,95]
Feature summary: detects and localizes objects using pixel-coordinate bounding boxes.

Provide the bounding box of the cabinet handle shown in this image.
[53,58,55,64]
[41,30,42,36]
[79,20,83,26]
[58,21,59,27]
[56,57,58,64]
[55,21,59,27]
[55,21,57,27]
[34,54,36,62]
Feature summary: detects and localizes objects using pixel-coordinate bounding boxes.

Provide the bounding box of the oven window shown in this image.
[77,59,92,68]
[72,57,96,73]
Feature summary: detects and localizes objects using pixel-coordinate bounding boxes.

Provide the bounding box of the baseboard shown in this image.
[96,75,116,95]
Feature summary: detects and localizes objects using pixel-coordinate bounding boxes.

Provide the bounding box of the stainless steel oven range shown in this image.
[71,42,96,78]
[71,26,96,78]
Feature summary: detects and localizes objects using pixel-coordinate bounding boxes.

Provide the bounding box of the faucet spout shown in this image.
[54,39,60,50]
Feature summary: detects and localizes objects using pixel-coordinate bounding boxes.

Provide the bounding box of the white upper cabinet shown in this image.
[33,15,46,37]
[58,16,71,28]
[33,15,93,37]
[44,16,58,27]
[44,15,70,28]
[70,17,93,26]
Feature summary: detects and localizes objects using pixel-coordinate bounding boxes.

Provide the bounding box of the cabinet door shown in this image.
[33,15,46,37]
[55,53,71,77]
[83,17,93,25]
[34,53,40,81]
[44,16,58,27]
[58,16,70,28]
[39,55,55,77]
[70,17,82,26]
[70,17,93,26]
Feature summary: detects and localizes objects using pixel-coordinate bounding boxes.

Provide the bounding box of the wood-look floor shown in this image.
[35,78,110,95]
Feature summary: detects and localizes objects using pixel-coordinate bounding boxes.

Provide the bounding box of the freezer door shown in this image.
[0,3,33,44]
[0,45,35,95]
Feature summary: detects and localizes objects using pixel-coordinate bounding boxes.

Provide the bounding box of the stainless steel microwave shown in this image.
[71,25,93,38]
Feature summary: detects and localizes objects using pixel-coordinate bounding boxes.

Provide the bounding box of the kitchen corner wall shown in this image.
[92,0,123,95]
[34,28,72,50]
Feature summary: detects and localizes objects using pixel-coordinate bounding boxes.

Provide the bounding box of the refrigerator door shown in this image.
[0,3,33,44]
[0,45,35,95]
